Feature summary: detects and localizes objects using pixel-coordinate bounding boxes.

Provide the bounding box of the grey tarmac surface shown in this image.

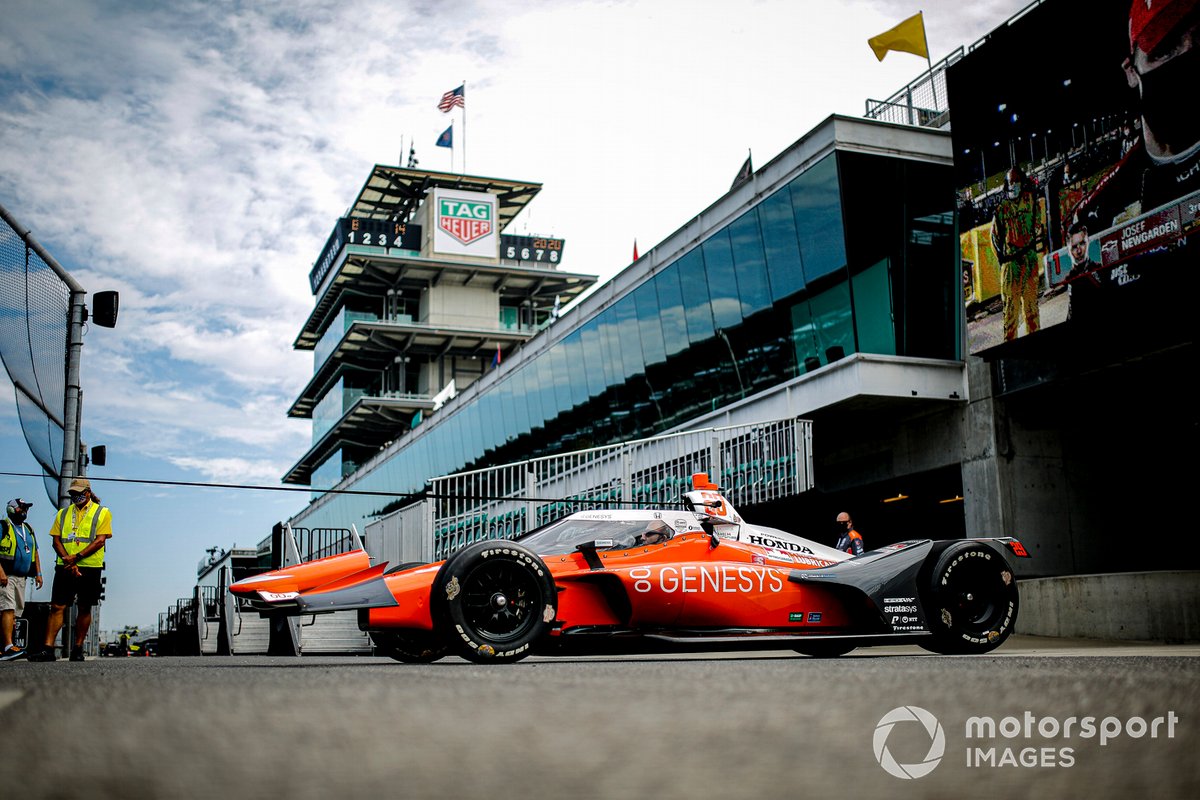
[4,635,1197,800]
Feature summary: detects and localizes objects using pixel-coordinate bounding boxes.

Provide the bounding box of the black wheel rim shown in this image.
[944,559,1007,630]
[459,560,540,643]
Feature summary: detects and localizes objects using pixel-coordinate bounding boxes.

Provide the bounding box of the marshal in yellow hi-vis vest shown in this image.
[50,501,112,568]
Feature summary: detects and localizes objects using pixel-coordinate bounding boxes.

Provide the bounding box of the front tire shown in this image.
[920,542,1018,655]
[431,541,557,664]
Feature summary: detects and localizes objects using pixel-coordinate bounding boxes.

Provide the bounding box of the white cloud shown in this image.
[1,0,1034,629]
[0,0,1030,489]
[167,455,295,485]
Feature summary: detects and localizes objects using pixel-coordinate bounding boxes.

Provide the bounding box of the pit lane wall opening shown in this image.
[367,416,812,565]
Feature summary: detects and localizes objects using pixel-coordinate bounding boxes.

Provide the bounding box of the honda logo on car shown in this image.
[630,565,784,594]
[746,533,814,555]
[439,198,492,244]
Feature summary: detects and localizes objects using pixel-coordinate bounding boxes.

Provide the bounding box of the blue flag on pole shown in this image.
[436,125,452,148]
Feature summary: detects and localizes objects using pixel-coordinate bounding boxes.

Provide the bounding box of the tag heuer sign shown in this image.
[439,198,493,244]
[431,188,497,257]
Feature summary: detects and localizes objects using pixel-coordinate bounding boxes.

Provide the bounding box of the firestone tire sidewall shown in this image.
[922,542,1019,655]
[432,541,557,664]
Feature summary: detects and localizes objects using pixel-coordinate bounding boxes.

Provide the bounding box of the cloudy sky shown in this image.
[0,0,1029,633]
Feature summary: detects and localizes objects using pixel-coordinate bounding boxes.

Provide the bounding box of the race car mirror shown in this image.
[575,540,612,570]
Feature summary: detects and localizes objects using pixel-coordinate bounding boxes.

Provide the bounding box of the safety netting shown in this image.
[0,214,71,505]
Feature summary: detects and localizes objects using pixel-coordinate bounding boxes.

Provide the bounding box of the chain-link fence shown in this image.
[0,202,83,505]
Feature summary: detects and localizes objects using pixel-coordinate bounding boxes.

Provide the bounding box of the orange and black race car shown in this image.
[230,474,1030,664]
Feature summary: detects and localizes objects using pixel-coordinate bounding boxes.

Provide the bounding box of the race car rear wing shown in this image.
[983,537,1032,558]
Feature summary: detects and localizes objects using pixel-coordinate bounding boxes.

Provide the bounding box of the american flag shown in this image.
[438,84,465,112]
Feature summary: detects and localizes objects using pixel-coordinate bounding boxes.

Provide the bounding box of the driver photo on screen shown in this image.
[1075,0,1200,231]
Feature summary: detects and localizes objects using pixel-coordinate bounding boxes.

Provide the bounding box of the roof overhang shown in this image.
[283,394,439,486]
[351,165,542,231]
[677,353,968,433]
[296,251,597,349]
[289,320,535,418]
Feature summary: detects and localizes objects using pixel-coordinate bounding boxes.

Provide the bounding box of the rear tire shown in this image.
[431,541,556,664]
[920,542,1018,655]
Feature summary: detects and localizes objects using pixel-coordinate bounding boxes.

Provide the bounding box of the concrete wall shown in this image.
[961,354,1081,575]
[421,283,499,328]
[420,355,484,397]
[963,349,1198,580]
[1018,571,1200,642]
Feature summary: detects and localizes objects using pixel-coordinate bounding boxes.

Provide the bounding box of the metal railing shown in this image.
[864,48,962,127]
[429,417,813,560]
[279,525,363,567]
[199,585,222,620]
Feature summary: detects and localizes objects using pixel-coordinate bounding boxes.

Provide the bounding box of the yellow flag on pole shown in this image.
[867,12,929,61]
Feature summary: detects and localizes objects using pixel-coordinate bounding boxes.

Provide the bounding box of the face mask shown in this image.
[1136,45,1200,162]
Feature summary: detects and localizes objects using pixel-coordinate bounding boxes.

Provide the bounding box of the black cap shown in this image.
[6,498,33,516]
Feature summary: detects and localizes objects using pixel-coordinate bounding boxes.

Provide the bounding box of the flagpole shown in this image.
[451,120,455,173]
[462,79,467,174]
[920,12,940,112]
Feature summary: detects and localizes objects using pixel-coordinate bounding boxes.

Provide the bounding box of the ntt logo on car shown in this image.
[873,707,1181,778]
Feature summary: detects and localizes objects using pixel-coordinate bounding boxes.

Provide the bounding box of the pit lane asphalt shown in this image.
[4,636,1197,799]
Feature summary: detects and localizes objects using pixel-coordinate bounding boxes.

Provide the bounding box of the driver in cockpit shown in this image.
[637,521,673,546]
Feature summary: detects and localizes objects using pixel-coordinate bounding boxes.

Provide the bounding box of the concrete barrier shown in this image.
[1017,571,1200,642]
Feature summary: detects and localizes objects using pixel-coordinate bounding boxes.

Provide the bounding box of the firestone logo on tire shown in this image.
[873,706,945,779]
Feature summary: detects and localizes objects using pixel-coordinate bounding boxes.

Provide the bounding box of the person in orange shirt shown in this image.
[835,512,864,556]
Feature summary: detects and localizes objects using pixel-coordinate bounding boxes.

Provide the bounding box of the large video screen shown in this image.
[949,0,1199,353]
